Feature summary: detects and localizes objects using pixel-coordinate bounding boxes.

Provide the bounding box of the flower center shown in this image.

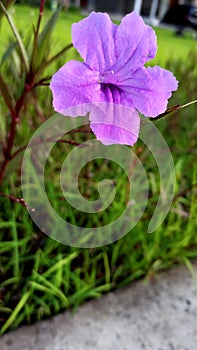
[99,70,117,85]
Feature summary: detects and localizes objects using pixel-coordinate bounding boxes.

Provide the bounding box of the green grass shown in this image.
[0,4,197,335]
[1,5,196,63]
[153,27,196,65]
[0,5,82,56]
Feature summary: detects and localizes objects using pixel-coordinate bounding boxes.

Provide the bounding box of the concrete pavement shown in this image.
[1,263,197,350]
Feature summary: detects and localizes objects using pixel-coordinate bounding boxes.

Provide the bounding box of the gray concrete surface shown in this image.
[1,264,197,350]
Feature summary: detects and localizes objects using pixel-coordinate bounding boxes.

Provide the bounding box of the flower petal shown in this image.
[114,12,157,74]
[122,66,178,117]
[50,60,101,115]
[72,12,117,72]
[89,103,140,146]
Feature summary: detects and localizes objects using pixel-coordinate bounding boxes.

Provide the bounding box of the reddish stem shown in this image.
[0,191,35,211]
[36,0,45,35]
[39,0,45,15]
[0,160,8,185]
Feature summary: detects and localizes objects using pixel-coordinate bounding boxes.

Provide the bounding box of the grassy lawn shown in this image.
[1,5,196,63]
[0,4,197,334]
[0,5,81,53]
[153,26,196,65]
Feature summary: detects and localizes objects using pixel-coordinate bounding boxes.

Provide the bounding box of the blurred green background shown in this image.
[0,2,197,334]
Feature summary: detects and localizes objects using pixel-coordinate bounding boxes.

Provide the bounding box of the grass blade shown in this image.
[31,5,62,73]
[0,291,31,334]
[42,252,78,278]
[32,272,70,307]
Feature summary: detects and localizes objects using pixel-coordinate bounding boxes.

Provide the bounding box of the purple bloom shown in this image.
[50,11,178,146]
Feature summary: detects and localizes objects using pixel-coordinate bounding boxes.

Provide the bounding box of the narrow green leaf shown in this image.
[69,285,93,303]
[0,73,15,112]
[31,6,62,74]
[0,307,12,314]
[30,23,39,74]
[0,0,16,19]
[0,40,17,66]
[0,277,19,287]
[43,252,78,278]
[103,251,111,288]
[93,283,112,293]
[183,257,197,290]
[0,1,29,72]
[32,272,70,307]
[0,102,6,142]
[38,5,62,57]
[35,43,73,77]
[0,291,31,334]
[11,214,19,279]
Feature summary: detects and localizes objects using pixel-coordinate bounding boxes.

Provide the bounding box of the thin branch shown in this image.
[154,99,197,122]
[31,76,51,90]
[55,139,88,147]
[178,99,197,109]
[10,129,93,160]
[10,145,27,160]
[0,192,35,211]
[35,0,45,36]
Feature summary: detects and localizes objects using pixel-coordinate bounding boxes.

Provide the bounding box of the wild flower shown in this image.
[50,11,178,145]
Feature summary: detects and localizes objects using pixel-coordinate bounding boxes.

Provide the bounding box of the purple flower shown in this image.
[50,11,178,146]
